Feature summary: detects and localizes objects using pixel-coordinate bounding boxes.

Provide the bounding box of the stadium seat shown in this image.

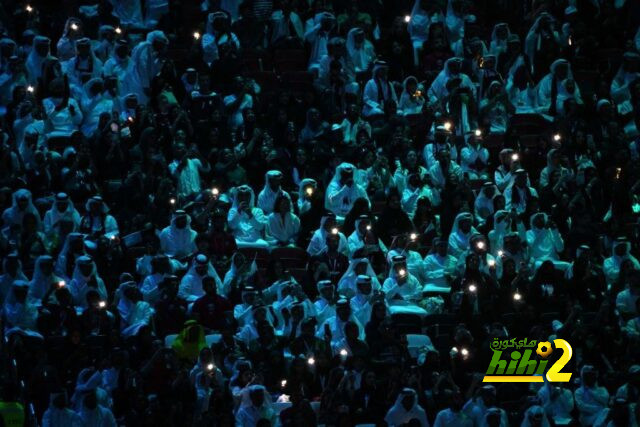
[406,333,433,358]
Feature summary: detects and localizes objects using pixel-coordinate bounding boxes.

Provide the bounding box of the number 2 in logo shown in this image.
[545,339,573,382]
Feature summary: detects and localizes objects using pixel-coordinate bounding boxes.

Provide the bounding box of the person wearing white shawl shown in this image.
[399,76,426,116]
[384,388,429,427]
[103,39,130,86]
[235,384,276,426]
[338,258,381,298]
[387,233,427,284]
[519,405,551,427]
[42,77,84,138]
[269,6,304,44]
[44,193,80,235]
[201,12,240,67]
[228,185,269,248]
[423,238,456,292]
[56,18,83,62]
[346,215,387,258]
[524,13,561,77]
[79,78,114,136]
[316,298,364,345]
[179,254,223,302]
[463,385,508,427]
[159,210,197,259]
[70,368,111,412]
[488,210,524,256]
[536,59,581,113]
[79,196,119,239]
[0,254,27,304]
[489,23,511,58]
[117,93,139,124]
[314,280,337,326]
[61,38,103,89]
[505,57,541,114]
[234,287,258,326]
[423,125,458,169]
[221,252,258,298]
[345,27,375,73]
[362,61,398,118]
[448,212,477,259]
[28,255,61,302]
[267,193,300,246]
[297,178,317,215]
[383,255,422,304]
[504,169,538,214]
[427,57,475,104]
[536,380,574,425]
[116,282,153,337]
[55,232,86,281]
[42,392,82,427]
[257,170,290,215]
[350,275,377,327]
[304,12,335,72]
[140,255,171,304]
[325,163,369,219]
[3,281,39,338]
[408,0,441,65]
[25,36,50,85]
[610,52,640,106]
[604,238,640,285]
[2,188,41,232]
[574,365,609,426]
[474,183,499,224]
[76,389,116,427]
[539,149,573,188]
[306,212,348,256]
[337,103,372,147]
[127,31,168,103]
[68,256,107,309]
[460,133,490,179]
[428,149,463,197]
[526,213,566,270]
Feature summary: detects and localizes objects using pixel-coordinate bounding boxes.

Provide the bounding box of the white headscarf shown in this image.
[384,388,429,426]
[2,188,40,231]
[159,211,197,258]
[345,28,375,73]
[338,258,381,297]
[448,212,477,258]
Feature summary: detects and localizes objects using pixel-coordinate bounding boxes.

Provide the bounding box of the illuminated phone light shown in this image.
[115,27,122,34]
[307,357,315,366]
[468,284,477,292]
[410,232,417,241]
[211,188,219,196]
[339,349,348,358]
[398,268,406,277]
[193,31,201,40]
[513,291,522,301]
[26,5,33,12]
[404,15,411,23]
[98,301,106,308]
[511,153,519,161]
[280,379,287,387]
[553,133,561,142]
[27,85,34,93]
[476,241,485,250]
[474,129,482,137]
[497,250,504,257]
[58,280,66,288]
[206,363,214,371]
[71,23,79,31]
[170,198,176,205]
[305,187,313,196]
[461,348,469,357]
[443,121,452,131]
[331,227,339,235]
[366,225,372,231]
[488,259,496,267]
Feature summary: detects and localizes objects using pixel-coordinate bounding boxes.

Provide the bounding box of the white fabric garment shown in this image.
[0,257,27,305]
[325,163,370,217]
[428,57,476,103]
[474,185,500,224]
[267,211,300,245]
[159,213,197,258]
[337,258,381,298]
[79,79,114,136]
[227,186,269,246]
[384,388,430,427]
[604,241,640,285]
[574,367,609,426]
[43,96,84,137]
[257,171,290,214]
[297,178,317,215]
[304,12,334,70]
[44,198,80,234]
[179,259,223,302]
[423,252,456,290]
[526,213,564,263]
[399,76,425,116]
[2,189,41,232]
[126,31,167,102]
[345,28,375,73]
[362,63,398,117]
[68,257,107,308]
[306,214,348,257]
[168,157,207,198]
[536,59,581,112]
[448,212,477,258]
[29,255,61,302]
[76,404,116,427]
[25,36,50,85]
